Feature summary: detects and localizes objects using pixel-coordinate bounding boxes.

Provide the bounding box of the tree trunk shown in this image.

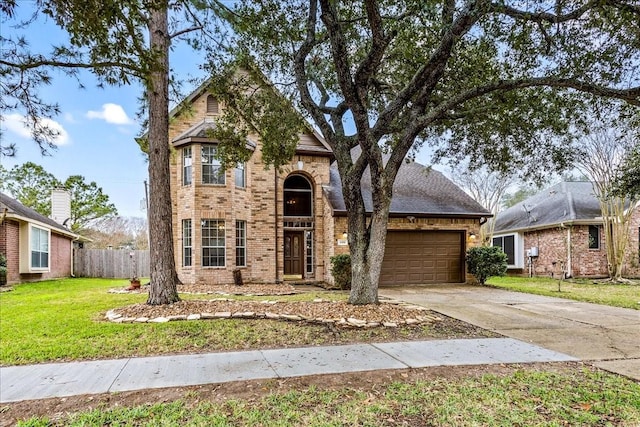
[146,6,180,305]
[348,208,390,305]
[341,151,393,305]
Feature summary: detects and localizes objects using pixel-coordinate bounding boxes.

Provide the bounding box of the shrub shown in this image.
[330,254,351,290]
[0,253,6,286]
[466,246,508,285]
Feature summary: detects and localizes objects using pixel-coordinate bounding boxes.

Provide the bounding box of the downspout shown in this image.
[274,169,280,283]
[70,236,79,278]
[566,226,572,278]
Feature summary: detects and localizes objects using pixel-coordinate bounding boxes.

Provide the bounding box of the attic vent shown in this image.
[206,95,219,114]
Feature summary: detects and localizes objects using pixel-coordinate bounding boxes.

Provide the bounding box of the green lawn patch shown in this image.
[0,278,485,366]
[17,367,640,426]
[487,276,640,309]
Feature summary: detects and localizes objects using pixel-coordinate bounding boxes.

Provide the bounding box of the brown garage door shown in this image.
[380,231,464,286]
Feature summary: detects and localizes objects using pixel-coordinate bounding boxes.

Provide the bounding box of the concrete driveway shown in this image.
[380,285,640,380]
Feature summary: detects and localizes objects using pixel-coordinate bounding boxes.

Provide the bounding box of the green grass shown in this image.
[1,278,473,366]
[487,276,640,309]
[17,368,640,426]
[0,278,346,365]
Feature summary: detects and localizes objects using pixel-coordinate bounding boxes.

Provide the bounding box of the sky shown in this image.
[0,6,206,219]
[1,3,436,220]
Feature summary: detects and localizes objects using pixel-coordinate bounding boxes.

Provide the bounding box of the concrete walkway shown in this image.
[380,285,640,380]
[0,338,574,403]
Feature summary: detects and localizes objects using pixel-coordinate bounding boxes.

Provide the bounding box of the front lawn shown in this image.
[486,276,640,309]
[0,278,487,366]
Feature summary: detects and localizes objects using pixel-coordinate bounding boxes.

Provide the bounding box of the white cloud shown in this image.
[86,103,134,125]
[63,112,77,123]
[1,113,70,146]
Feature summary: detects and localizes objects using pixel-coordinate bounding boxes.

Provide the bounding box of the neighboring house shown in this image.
[493,181,640,278]
[169,84,491,287]
[0,192,79,285]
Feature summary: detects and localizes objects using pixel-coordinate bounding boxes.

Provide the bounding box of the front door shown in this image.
[284,231,304,277]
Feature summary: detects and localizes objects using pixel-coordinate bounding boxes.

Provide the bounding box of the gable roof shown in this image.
[324,158,490,218]
[494,181,604,233]
[169,77,333,158]
[0,192,77,238]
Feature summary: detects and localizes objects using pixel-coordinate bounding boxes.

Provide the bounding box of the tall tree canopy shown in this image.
[615,144,640,199]
[210,1,640,304]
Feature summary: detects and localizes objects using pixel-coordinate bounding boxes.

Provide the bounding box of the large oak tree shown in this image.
[210,0,640,304]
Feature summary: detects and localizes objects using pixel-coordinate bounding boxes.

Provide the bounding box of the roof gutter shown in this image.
[495,218,604,235]
[4,212,79,239]
[331,210,492,219]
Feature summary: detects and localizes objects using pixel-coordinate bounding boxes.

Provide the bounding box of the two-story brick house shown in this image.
[168,84,491,287]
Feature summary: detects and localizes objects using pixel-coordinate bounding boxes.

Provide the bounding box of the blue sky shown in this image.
[1,7,205,218]
[1,4,436,220]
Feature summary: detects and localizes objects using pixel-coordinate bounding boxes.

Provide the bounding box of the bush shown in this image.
[466,246,508,285]
[330,254,351,290]
[0,253,6,286]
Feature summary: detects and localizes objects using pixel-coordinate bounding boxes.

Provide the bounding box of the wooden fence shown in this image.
[74,249,150,279]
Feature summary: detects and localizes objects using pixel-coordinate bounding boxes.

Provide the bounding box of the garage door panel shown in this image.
[381,231,464,286]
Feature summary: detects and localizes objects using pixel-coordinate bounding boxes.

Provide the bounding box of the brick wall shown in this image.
[43,232,72,280]
[0,220,20,284]
[169,90,332,285]
[0,220,72,284]
[522,224,619,278]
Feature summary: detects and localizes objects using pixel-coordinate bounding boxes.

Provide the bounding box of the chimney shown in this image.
[51,189,71,227]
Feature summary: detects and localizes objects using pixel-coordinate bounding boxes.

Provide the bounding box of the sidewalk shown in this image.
[0,338,575,403]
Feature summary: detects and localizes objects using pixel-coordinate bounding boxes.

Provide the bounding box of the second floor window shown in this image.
[235,163,246,188]
[182,147,192,185]
[202,145,225,185]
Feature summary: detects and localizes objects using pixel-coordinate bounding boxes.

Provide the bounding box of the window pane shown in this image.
[236,220,246,266]
[306,230,313,274]
[235,163,246,188]
[588,225,600,249]
[30,227,49,268]
[182,219,192,267]
[182,147,192,185]
[202,145,225,185]
[503,235,515,265]
[202,219,225,267]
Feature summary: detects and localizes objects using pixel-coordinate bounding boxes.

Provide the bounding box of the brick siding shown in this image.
[0,219,72,284]
[517,206,640,279]
[169,89,483,286]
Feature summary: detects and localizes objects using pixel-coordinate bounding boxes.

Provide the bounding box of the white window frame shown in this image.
[182,147,192,186]
[235,162,246,188]
[30,225,50,271]
[182,219,192,267]
[202,145,225,185]
[202,219,225,267]
[492,233,524,268]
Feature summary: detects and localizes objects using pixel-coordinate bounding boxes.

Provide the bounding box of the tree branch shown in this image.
[0,57,143,74]
[169,25,202,39]
[294,0,339,146]
[424,77,640,128]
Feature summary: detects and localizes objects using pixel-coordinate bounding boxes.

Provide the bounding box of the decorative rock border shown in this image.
[105,299,441,329]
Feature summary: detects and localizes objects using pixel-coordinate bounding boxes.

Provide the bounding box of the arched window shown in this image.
[284,175,312,217]
[206,95,219,114]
